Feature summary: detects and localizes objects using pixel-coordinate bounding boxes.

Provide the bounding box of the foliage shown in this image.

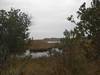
[63,32,88,75]
[68,0,100,39]
[0,8,31,64]
[62,0,100,75]
[67,0,100,58]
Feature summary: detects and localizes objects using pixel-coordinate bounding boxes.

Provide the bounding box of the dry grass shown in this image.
[28,40,56,50]
[0,56,66,75]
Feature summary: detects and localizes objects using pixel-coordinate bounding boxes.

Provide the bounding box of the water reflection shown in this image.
[16,48,63,58]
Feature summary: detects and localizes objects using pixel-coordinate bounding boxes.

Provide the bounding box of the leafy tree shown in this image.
[67,0,100,59]
[7,8,31,51]
[62,0,100,75]
[68,0,100,40]
[0,8,31,64]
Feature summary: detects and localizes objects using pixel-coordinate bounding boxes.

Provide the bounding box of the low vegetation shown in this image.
[0,56,66,75]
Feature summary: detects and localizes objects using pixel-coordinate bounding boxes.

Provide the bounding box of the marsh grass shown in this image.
[0,56,67,75]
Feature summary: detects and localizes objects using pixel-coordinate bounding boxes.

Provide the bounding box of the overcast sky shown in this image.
[0,0,91,39]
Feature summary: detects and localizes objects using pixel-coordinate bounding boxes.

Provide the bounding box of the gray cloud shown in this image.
[0,0,91,39]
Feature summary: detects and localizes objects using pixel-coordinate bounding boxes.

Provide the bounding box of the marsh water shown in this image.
[16,48,63,58]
